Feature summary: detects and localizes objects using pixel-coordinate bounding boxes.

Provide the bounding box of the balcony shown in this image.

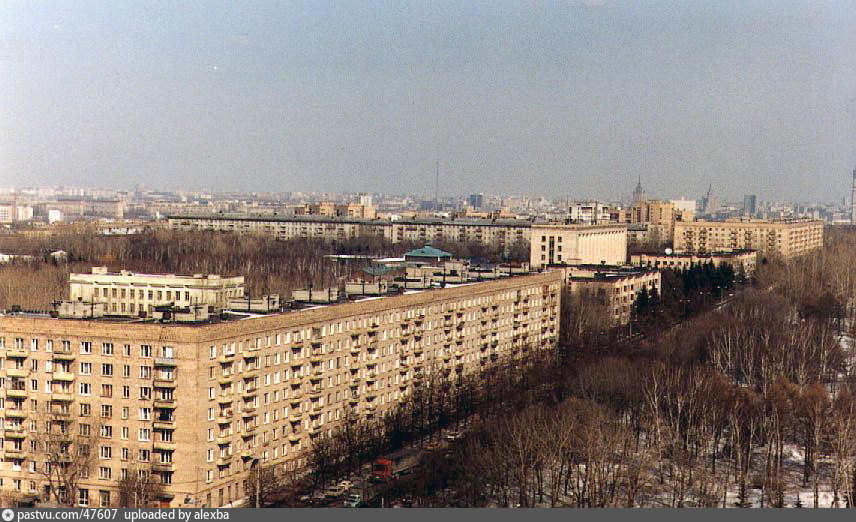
[3,410,26,419]
[216,413,232,424]
[216,436,231,445]
[218,375,233,385]
[154,399,177,409]
[154,378,176,388]
[3,427,26,439]
[52,350,75,361]
[153,441,177,451]
[153,420,176,430]
[242,388,258,399]
[6,368,29,378]
[152,462,175,472]
[289,411,303,422]
[241,369,259,379]
[53,371,76,382]
[217,353,236,364]
[7,348,28,358]
[288,433,302,443]
[3,448,25,459]
[154,358,177,367]
[217,396,233,405]
[215,455,232,466]
[49,392,74,401]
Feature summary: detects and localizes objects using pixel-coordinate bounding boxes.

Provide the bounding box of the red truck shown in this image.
[371,451,420,482]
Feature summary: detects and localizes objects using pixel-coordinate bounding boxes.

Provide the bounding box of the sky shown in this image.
[1,0,855,202]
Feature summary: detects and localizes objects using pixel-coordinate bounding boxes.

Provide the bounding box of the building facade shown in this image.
[530,224,627,268]
[630,250,757,275]
[69,268,245,317]
[673,219,824,258]
[562,266,661,324]
[0,271,561,507]
[167,215,531,250]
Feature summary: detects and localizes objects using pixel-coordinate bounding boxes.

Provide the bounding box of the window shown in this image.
[100,425,113,438]
[80,363,92,375]
[100,405,112,418]
[81,342,92,354]
[99,490,111,507]
[122,365,131,378]
[99,467,111,480]
[139,387,151,400]
[101,384,113,398]
[140,345,152,358]
[138,449,150,462]
[139,366,152,379]
[102,343,114,355]
[123,345,131,357]
[139,408,151,421]
[122,386,130,399]
[79,383,91,396]
[138,429,151,442]
[102,363,113,376]
[80,403,91,416]
[78,489,89,507]
[99,446,112,459]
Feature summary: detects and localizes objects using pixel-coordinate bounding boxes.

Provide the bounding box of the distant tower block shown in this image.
[631,174,646,204]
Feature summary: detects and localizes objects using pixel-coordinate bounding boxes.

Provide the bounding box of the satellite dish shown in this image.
[665,248,673,255]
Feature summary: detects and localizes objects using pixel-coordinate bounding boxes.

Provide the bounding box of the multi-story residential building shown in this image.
[673,219,824,258]
[630,250,757,275]
[0,270,561,507]
[567,201,611,224]
[562,266,661,324]
[529,224,627,268]
[69,268,245,317]
[39,199,125,220]
[166,215,531,250]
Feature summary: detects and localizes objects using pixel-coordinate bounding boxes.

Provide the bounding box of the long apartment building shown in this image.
[166,214,531,249]
[69,267,245,317]
[673,219,823,258]
[630,250,757,275]
[0,271,561,508]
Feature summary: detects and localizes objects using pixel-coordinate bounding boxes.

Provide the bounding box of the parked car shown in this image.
[343,493,363,508]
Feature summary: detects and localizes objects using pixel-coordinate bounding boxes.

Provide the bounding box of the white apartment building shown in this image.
[69,267,245,316]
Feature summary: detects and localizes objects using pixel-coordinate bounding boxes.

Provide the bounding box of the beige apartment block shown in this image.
[0,270,561,508]
[630,250,757,275]
[562,266,661,324]
[673,219,824,258]
[167,215,531,249]
[529,223,627,268]
[69,268,245,317]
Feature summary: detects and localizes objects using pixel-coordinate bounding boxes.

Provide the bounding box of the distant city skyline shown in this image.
[2,1,855,201]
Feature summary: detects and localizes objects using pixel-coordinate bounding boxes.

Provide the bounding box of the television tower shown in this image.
[851,166,856,224]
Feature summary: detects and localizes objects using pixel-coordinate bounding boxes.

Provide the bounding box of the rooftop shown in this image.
[167,213,534,228]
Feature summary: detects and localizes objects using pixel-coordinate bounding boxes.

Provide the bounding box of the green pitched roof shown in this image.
[404,245,453,259]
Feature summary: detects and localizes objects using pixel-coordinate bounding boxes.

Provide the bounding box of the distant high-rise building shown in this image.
[851,167,856,224]
[631,175,646,204]
[743,194,757,216]
[468,193,484,209]
[700,183,719,216]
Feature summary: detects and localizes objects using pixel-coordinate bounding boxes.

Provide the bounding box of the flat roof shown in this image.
[2,269,559,333]
[166,213,534,228]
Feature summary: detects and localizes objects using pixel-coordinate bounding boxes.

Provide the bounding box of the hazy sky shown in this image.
[2,1,855,202]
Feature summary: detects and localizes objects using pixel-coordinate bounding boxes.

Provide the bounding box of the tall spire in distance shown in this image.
[631,174,645,204]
